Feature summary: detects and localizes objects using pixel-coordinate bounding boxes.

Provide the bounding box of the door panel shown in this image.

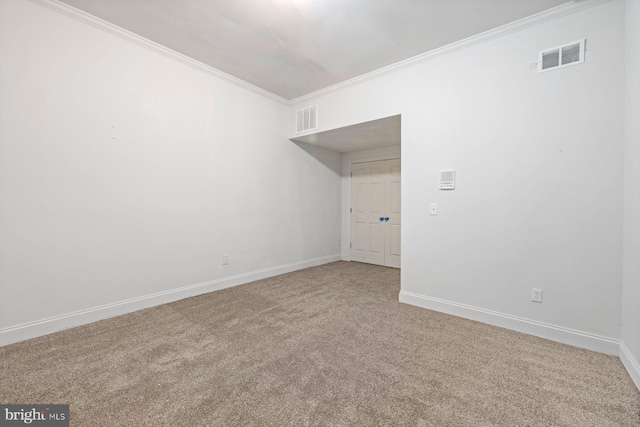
[390,182,401,213]
[389,225,401,255]
[356,183,366,211]
[370,183,381,212]
[386,224,401,268]
[351,163,369,262]
[355,222,366,252]
[369,222,382,254]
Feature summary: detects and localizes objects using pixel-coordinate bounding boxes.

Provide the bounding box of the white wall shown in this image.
[0,0,341,344]
[341,146,402,260]
[621,0,640,390]
[291,0,626,354]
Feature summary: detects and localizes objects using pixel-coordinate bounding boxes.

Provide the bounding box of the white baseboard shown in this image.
[620,341,640,392]
[399,290,620,356]
[0,254,341,347]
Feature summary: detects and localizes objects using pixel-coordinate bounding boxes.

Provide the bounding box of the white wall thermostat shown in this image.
[439,170,456,190]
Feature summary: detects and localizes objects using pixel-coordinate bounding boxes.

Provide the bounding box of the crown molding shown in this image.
[26,0,290,105]
[289,0,613,105]
[26,0,612,106]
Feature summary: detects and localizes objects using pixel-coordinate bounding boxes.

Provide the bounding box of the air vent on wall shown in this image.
[296,105,318,134]
[538,39,585,73]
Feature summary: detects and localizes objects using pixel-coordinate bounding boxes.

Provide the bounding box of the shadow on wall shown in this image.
[293,141,342,176]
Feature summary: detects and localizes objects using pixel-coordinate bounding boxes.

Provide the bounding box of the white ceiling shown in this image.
[291,115,401,153]
[60,0,570,100]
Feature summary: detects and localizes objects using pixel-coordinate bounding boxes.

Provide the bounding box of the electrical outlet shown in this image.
[531,288,543,303]
[222,255,229,265]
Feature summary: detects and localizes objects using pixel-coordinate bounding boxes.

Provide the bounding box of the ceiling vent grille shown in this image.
[296,105,317,134]
[538,39,585,73]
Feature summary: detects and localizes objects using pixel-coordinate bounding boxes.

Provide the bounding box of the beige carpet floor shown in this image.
[1,261,639,426]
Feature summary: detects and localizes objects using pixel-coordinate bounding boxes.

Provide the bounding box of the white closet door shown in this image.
[350,159,401,268]
[351,161,385,266]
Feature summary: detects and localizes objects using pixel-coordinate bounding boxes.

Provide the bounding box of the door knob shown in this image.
[384,217,389,221]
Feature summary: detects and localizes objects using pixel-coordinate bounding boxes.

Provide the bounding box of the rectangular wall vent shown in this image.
[296,105,318,134]
[538,39,585,73]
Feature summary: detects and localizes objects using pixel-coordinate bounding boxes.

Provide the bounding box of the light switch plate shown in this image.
[429,203,438,215]
[531,288,543,303]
